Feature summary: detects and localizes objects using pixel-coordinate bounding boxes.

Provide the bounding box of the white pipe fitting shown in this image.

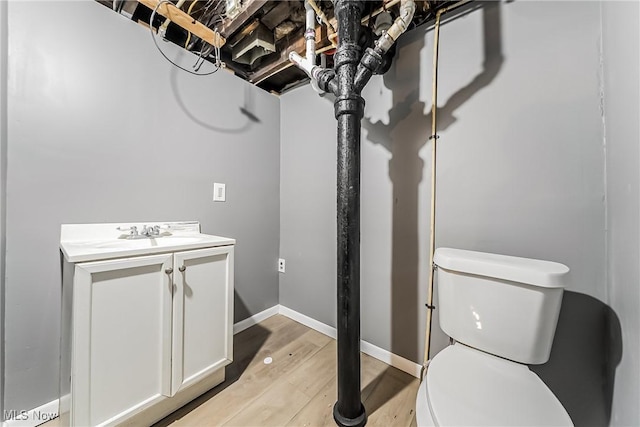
[289,51,317,77]
[289,0,323,93]
[305,1,316,64]
[375,0,416,53]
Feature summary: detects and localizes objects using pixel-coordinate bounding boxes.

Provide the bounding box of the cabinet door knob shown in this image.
[179,265,186,272]
[165,268,173,275]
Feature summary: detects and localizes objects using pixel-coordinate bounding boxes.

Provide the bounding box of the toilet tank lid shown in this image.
[433,248,569,288]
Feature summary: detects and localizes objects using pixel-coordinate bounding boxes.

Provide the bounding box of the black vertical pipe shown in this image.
[332,1,367,426]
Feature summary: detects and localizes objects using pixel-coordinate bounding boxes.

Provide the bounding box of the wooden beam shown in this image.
[137,0,226,47]
[219,0,269,38]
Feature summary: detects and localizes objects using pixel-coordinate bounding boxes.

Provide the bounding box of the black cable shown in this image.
[149,0,220,76]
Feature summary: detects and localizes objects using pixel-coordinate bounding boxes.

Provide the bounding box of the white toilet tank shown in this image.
[434,248,569,365]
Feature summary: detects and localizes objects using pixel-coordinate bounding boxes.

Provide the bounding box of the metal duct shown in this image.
[232,24,276,66]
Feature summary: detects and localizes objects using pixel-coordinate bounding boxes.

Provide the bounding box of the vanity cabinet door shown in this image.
[73,253,173,426]
[171,246,234,395]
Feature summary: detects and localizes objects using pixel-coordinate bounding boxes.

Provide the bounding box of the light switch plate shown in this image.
[213,183,226,202]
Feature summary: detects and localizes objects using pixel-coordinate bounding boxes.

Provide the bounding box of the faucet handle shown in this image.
[117,225,138,236]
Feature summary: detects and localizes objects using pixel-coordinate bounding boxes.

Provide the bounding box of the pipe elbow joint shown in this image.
[353,47,382,92]
[399,0,417,21]
[360,48,382,71]
[373,0,416,54]
[315,68,339,95]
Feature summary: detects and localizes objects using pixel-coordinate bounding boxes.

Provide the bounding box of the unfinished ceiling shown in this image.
[98,0,459,94]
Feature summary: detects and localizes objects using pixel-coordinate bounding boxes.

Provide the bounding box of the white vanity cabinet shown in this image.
[71,253,174,426]
[60,222,234,427]
[171,246,234,395]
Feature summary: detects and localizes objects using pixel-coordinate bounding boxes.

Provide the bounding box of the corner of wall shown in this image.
[277,88,287,304]
[0,0,9,419]
[601,1,640,425]
[275,89,282,306]
[598,0,610,306]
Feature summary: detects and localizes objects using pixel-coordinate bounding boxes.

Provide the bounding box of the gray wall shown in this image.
[281,0,605,363]
[602,2,640,425]
[280,2,640,425]
[280,88,337,328]
[3,0,280,414]
[1,0,8,417]
[280,1,619,424]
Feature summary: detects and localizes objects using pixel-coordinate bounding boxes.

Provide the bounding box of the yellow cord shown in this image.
[421,0,474,375]
[185,0,199,49]
[423,8,442,372]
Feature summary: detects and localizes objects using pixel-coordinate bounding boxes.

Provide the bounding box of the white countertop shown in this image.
[60,221,235,263]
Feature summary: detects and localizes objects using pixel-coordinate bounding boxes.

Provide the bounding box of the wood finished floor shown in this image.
[47,315,419,427]
[156,315,419,427]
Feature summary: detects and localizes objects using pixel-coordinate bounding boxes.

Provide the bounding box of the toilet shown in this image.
[416,248,574,426]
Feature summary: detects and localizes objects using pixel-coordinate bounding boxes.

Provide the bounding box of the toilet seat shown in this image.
[422,343,573,426]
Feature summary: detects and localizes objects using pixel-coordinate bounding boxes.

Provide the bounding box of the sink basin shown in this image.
[93,236,207,249]
[60,222,236,262]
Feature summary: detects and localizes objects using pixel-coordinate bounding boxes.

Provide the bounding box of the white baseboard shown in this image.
[3,304,418,427]
[277,305,337,340]
[277,305,422,378]
[359,340,423,378]
[233,305,279,335]
[3,399,58,427]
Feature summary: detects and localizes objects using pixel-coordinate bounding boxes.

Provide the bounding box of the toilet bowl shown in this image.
[416,344,572,426]
[415,248,573,426]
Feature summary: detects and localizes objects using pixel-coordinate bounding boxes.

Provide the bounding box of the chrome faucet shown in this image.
[117,225,161,239]
[140,225,161,237]
[116,225,140,238]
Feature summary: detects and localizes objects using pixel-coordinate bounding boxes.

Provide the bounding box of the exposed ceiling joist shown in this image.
[219,0,269,37]
[137,0,226,47]
[107,0,468,94]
